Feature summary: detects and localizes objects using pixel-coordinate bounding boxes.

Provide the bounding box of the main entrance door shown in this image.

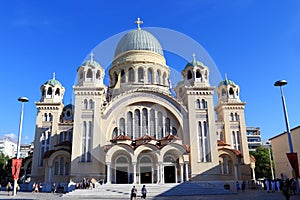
[140,166,152,183]
[116,167,128,184]
[164,166,176,183]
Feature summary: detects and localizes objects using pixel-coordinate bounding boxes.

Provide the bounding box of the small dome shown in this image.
[185,59,204,68]
[82,59,102,68]
[218,79,236,87]
[44,78,62,87]
[114,29,163,57]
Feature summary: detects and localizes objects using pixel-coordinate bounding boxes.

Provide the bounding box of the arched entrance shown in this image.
[163,155,177,183]
[115,156,130,184]
[139,156,153,184]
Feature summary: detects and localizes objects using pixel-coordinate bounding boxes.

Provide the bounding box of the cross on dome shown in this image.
[192,53,196,62]
[134,17,143,30]
[53,72,56,80]
[90,52,94,61]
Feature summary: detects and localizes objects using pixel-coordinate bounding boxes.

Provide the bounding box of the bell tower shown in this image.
[174,55,219,179]
[215,76,250,164]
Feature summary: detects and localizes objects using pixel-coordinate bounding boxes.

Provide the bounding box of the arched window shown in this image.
[119,118,125,135]
[235,113,239,121]
[196,70,202,81]
[142,108,148,135]
[116,156,128,164]
[55,88,60,96]
[187,70,192,80]
[96,70,101,79]
[162,72,166,85]
[147,68,153,84]
[79,69,84,79]
[89,99,94,109]
[220,132,224,141]
[150,109,155,137]
[47,87,52,95]
[44,113,48,121]
[87,69,93,78]
[134,109,141,137]
[65,162,70,175]
[230,113,234,121]
[49,113,53,121]
[121,69,125,83]
[60,157,64,175]
[140,156,151,163]
[112,127,118,138]
[127,112,133,138]
[165,117,170,135]
[196,99,201,109]
[157,112,163,139]
[114,72,118,85]
[222,89,226,96]
[201,99,207,109]
[236,89,239,96]
[156,70,161,84]
[83,99,88,109]
[42,88,45,96]
[54,161,59,175]
[164,155,175,163]
[81,121,87,162]
[172,127,177,136]
[128,67,134,82]
[138,68,144,82]
[229,87,234,98]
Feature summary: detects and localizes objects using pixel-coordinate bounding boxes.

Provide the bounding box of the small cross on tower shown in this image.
[53,72,56,80]
[192,53,196,62]
[134,17,143,30]
[90,52,94,62]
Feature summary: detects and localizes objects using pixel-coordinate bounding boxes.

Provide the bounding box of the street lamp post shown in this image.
[274,80,293,153]
[266,141,275,180]
[13,97,29,196]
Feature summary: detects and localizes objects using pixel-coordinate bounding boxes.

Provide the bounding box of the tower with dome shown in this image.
[29,18,255,192]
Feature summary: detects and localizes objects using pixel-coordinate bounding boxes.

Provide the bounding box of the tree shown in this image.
[250,145,274,179]
[0,152,10,184]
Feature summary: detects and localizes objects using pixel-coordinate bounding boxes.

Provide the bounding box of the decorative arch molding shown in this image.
[106,144,134,163]
[134,144,160,162]
[218,148,240,163]
[47,149,70,167]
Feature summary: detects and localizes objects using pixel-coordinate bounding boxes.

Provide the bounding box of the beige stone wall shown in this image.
[270,126,300,179]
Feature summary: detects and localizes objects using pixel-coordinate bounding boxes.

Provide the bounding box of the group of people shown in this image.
[5,181,20,196]
[131,185,147,200]
[75,177,93,189]
[32,182,42,193]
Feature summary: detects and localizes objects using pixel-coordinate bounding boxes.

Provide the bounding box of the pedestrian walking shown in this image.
[141,185,147,199]
[130,185,137,200]
[282,180,291,200]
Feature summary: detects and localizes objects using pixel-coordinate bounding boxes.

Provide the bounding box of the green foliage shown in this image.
[250,145,274,179]
[0,153,10,184]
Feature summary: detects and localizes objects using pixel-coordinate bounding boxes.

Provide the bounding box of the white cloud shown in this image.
[4,133,17,140]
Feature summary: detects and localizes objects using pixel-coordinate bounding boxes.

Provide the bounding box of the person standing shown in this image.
[130,185,137,200]
[276,179,281,192]
[141,185,147,199]
[265,179,270,193]
[6,182,12,196]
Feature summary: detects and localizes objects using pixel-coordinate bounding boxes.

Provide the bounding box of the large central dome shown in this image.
[114,29,164,57]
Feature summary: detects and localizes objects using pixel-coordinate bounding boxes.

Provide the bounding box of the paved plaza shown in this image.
[0,189,298,200]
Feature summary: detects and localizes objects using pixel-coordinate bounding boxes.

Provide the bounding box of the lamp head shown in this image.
[18,97,29,103]
[274,80,287,87]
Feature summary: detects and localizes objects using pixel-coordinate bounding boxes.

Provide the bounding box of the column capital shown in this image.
[105,162,111,165]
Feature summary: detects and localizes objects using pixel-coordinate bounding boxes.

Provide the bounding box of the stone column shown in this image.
[106,163,111,184]
[133,162,137,184]
[185,162,189,181]
[161,164,164,184]
[48,166,52,183]
[156,164,160,183]
[180,163,184,183]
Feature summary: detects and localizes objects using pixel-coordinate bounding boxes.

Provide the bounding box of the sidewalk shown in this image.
[0,189,298,200]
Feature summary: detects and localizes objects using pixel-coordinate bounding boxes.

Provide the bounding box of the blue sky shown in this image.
[0,1,299,144]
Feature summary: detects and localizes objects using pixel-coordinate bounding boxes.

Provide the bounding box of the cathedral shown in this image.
[27,19,255,191]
